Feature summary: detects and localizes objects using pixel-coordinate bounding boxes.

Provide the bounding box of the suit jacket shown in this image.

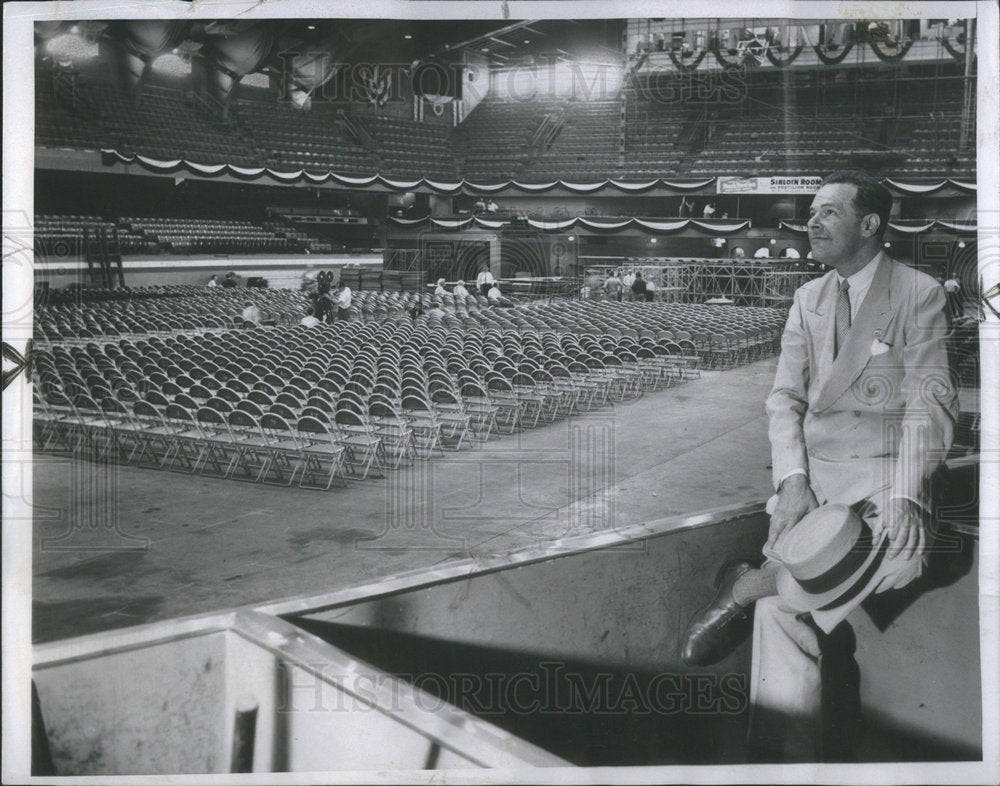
[767,252,957,512]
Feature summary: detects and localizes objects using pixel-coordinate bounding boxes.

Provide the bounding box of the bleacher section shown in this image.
[35,64,976,181]
[896,110,976,177]
[366,117,456,179]
[36,77,264,166]
[34,215,321,257]
[529,101,622,180]
[35,70,106,151]
[623,92,687,177]
[236,100,378,175]
[451,99,553,179]
[688,107,975,178]
[123,217,304,254]
[34,215,155,256]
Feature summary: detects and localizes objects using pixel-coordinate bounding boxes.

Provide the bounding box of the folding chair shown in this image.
[162,403,206,473]
[193,407,238,478]
[100,397,144,463]
[428,389,474,450]
[294,415,349,490]
[333,409,385,479]
[71,394,117,462]
[130,400,178,469]
[459,381,500,441]
[258,413,305,486]
[485,373,523,433]
[224,410,272,483]
[368,399,416,469]
[510,372,546,429]
[400,393,445,458]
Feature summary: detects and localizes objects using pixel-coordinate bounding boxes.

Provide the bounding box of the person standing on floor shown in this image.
[604,269,624,302]
[335,282,352,322]
[476,265,496,298]
[622,268,636,301]
[630,272,647,300]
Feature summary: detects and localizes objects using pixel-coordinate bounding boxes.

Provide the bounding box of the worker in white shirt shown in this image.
[487,284,513,307]
[241,304,261,325]
[476,265,496,297]
[622,269,636,301]
[335,284,352,321]
[434,278,448,296]
[453,281,470,298]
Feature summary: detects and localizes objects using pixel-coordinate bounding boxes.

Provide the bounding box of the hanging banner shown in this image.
[717,175,822,194]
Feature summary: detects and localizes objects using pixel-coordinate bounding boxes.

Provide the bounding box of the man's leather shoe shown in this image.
[681,560,755,667]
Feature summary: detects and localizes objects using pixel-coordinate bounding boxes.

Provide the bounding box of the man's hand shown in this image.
[767,474,819,551]
[875,497,927,561]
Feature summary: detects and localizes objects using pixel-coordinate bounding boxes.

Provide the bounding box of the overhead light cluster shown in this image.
[151,52,191,77]
[45,32,99,62]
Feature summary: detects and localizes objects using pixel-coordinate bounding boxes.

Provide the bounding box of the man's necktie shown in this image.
[834,279,851,359]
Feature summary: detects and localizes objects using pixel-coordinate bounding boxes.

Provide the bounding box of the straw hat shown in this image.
[776,504,891,613]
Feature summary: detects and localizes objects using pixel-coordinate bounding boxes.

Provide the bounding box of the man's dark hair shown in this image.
[821,170,893,239]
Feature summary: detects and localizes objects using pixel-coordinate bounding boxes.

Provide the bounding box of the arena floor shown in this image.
[32,358,782,643]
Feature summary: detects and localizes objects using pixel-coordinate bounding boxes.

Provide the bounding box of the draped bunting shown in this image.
[632,219,689,232]
[780,219,976,235]
[884,178,977,194]
[936,220,977,232]
[99,149,976,198]
[885,220,937,234]
[386,215,754,234]
[779,221,808,233]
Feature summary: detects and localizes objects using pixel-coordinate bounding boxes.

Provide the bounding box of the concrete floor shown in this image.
[33,360,781,643]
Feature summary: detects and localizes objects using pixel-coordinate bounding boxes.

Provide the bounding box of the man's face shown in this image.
[807,183,874,268]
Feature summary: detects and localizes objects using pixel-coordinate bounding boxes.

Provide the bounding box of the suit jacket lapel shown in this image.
[812,254,895,413]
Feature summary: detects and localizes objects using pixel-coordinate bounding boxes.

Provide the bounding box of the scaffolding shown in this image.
[582,257,822,307]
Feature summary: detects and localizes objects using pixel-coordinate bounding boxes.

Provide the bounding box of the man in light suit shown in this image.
[682,170,957,760]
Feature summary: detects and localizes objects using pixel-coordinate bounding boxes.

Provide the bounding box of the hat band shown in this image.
[817,537,889,611]
[794,527,874,594]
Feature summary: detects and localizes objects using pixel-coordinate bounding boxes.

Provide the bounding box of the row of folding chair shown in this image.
[32,301,734,489]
